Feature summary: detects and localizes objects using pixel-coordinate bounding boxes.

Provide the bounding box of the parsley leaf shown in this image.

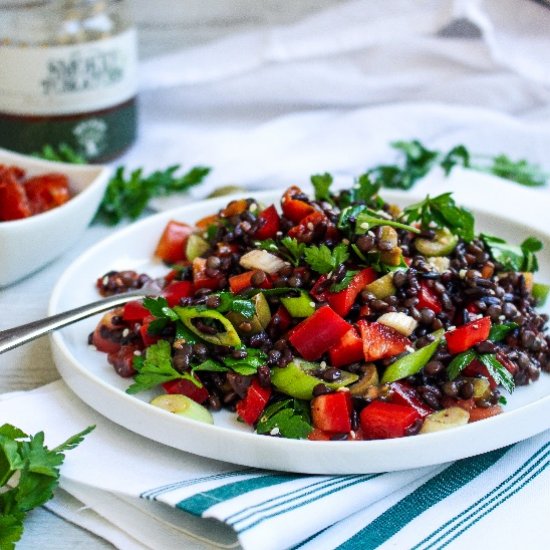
[256,399,313,439]
[222,347,267,376]
[481,234,543,272]
[143,297,179,321]
[96,165,210,225]
[400,192,475,242]
[353,173,382,204]
[0,424,94,547]
[310,173,333,203]
[281,237,306,267]
[126,340,201,394]
[303,243,349,274]
[367,140,439,190]
[478,354,515,394]
[447,349,477,380]
[488,154,547,187]
[33,143,86,164]
[330,270,358,292]
[440,144,470,175]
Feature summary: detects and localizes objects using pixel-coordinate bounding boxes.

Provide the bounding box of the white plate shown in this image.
[49,189,550,474]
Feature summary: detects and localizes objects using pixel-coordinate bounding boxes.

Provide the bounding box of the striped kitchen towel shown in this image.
[0,381,548,549]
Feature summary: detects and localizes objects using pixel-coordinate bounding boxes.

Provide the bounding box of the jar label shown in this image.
[0,29,137,116]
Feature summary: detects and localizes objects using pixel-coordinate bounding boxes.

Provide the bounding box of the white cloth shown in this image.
[1,383,548,550]
[2,0,550,548]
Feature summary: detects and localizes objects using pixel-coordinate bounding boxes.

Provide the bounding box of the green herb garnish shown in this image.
[310,172,333,203]
[303,243,349,274]
[400,192,475,242]
[366,140,548,190]
[127,340,201,394]
[256,399,313,439]
[0,423,94,548]
[488,322,519,342]
[447,349,477,380]
[481,234,543,272]
[330,270,358,292]
[281,237,307,267]
[478,353,515,394]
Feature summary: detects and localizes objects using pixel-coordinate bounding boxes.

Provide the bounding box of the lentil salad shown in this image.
[89,177,550,441]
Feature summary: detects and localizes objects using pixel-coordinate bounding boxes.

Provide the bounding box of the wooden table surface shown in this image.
[2,3,343,548]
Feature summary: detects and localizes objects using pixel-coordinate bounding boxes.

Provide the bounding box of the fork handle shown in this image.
[0,291,149,354]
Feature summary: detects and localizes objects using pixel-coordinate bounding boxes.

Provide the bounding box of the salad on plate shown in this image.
[88,175,550,441]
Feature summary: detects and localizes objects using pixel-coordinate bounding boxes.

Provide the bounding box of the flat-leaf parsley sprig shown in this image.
[368,139,549,190]
[0,423,94,548]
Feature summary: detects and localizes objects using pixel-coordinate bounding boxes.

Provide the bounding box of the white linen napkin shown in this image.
[1,382,548,550]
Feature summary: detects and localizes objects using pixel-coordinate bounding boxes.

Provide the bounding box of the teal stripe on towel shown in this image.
[176,473,303,515]
[337,446,510,550]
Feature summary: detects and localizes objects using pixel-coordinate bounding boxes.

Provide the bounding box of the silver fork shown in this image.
[0,289,159,354]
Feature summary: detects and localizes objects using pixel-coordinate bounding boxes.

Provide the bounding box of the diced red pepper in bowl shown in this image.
[236,378,272,425]
[326,268,377,317]
[289,305,351,361]
[358,320,411,362]
[360,401,420,439]
[162,280,194,307]
[328,328,364,367]
[311,391,353,433]
[281,186,315,223]
[155,220,194,264]
[445,316,491,355]
[253,204,280,240]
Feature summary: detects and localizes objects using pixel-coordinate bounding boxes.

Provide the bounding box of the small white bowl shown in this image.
[0,148,111,287]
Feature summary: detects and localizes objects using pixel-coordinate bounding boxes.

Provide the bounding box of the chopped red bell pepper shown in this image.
[162,280,194,307]
[25,173,70,214]
[389,381,433,418]
[154,220,194,264]
[287,210,327,240]
[289,305,351,361]
[281,186,315,223]
[326,268,377,317]
[192,257,225,290]
[228,270,272,294]
[267,305,293,338]
[311,391,353,433]
[417,282,442,314]
[123,300,150,322]
[140,315,161,347]
[162,377,210,404]
[360,400,420,439]
[310,275,330,302]
[253,204,281,240]
[445,316,491,355]
[236,378,272,425]
[328,328,364,367]
[357,320,411,362]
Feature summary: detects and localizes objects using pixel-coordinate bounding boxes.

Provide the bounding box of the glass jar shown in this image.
[0,0,138,162]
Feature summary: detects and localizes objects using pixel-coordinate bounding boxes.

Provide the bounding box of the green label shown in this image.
[0,99,137,162]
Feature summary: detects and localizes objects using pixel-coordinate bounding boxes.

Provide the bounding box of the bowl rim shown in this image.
[0,147,111,228]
